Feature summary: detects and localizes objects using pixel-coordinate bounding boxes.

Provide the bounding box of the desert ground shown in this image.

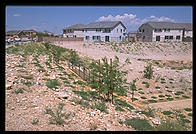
[6,41,192,131]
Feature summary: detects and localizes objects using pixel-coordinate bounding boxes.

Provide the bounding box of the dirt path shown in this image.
[148,99,192,111]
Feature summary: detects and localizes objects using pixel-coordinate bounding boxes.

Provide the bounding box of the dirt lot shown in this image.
[5,41,192,131]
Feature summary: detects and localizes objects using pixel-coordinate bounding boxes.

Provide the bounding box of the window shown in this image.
[97,36,101,40]
[67,35,68,38]
[119,36,121,40]
[142,29,144,32]
[176,36,180,40]
[143,36,145,39]
[104,28,111,33]
[123,29,125,32]
[164,29,170,32]
[154,29,162,32]
[121,29,122,33]
[96,29,101,32]
[92,36,96,40]
[169,36,173,39]
[85,36,89,40]
[165,36,169,39]
[139,29,141,32]
[117,29,118,32]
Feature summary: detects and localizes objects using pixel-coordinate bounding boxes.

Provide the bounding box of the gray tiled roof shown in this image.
[146,22,183,29]
[6,30,22,35]
[84,21,126,29]
[177,23,192,31]
[64,24,86,30]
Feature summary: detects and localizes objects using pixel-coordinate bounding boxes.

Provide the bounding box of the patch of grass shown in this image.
[71,98,90,108]
[73,90,89,101]
[155,120,187,131]
[162,111,173,115]
[155,86,160,89]
[124,117,153,131]
[138,91,145,94]
[142,81,150,88]
[187,113,192,117]
[167,97,174,101]
[151,96,157,99]
[115,106,125,112]
[148,99,157,103]
[45,103,70,125]
[158,94,165,98]
[91,101,108,114]
[182,95,190,99]
[32,118,39,125]
[184,108,192,112]
[46,79,61,89]
[141,96,147,99]
[12,88,24,94]
[115,99,134,110]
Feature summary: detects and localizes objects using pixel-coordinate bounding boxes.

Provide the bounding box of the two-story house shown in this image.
[138,22,184,42]
[177,23,192,41]
[63,21,126,42]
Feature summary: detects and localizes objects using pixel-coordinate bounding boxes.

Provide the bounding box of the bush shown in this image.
[167,97,174,101]
[143,63,154,79]
[46,79,61,89]
[158,94,165,98]
[12,88,24,94]
[156,120,187,131]
[141,96,147,99]
[184,108,192,112]
[148,99,157,103]
[162,111,173,115]
[115,99,134,110]
[91,101,108,113]
[115,106,125,112]
[124,118,153,131]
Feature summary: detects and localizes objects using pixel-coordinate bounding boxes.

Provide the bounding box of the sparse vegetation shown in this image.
[143,63,154,79]
[46,79,61,89]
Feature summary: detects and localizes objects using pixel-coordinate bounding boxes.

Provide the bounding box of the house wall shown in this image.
[84,23,126,42]
[184,30,192,38]
[152,29,183,42]
[63,30,84,38]
[138,24,153,42]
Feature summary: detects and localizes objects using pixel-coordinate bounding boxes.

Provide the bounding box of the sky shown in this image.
[6,6,192,34]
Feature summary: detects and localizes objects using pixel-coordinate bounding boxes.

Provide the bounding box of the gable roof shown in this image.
[144,22,183,30]
[84,21,126,29]
[6,30,22,35]
[64,24,86,30]
[177,23,192,31]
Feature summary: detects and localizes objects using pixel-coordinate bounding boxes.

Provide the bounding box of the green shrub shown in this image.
[182,95,190,99]
[20,75,34,80]
[138,91,145,94]
[155,86,160,89]
[12,88,24,94]
[46,79,61,89]
[91,101,108,113]
[124,118,153,131]
[141,96,147,99]
[32,118,39,125]
[142,81,150,88]
[143,64,154,79]
[167,97,174,101]
[162,111,173,115]
[187,113,192,117]
[71,98,90,108]
[156,120,187,131]
[184,108,192,112]
[148,99,157,103]
[151,96,157,99]
[115,106,125,112]
[165,94,171,97]
[73,90,89,101]
[115,99,134,110]
[158,94,165,98]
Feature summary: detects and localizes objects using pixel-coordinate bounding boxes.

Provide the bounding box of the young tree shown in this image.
[143,63,154,79]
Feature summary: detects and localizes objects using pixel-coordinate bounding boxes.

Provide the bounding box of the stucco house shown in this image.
[177,23,192,41]
[138,22,184,42]
[63,21,126,42]
[138,22,192,42]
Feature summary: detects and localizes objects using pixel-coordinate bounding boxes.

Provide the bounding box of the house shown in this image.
[6,30,23,41]
[138,22,192,42]
[63,24,85,38]
[128,31,142,42]
[177,23,192,42]
[63,21,126,42]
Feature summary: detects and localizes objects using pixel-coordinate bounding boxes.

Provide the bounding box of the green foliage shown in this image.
[71,98,90,108]
[151,96,157,99]
[182,95,190,99]
[20,75,33,80]
[115,99,134,110]
[45,103,70,125]
[73,90,89,101]
[155,120,187,131]
[142,81,150,88]
[12,88,24,94]
[32,118,39,125]
[187,113,192,117]
[184,108,192,112]
[137,108,155,117]
[148,99,157,103]
[162,111,173,115]
[91,101,108,113]
[158,94,165,98]
[141,96,147,99]
[143,63,154,79]
[46,79,61,89]
[115,106,125,112]
[167,97,174,101]
[124,118,153,131]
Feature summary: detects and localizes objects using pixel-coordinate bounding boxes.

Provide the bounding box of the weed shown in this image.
[151,96,157,99]
[141,96,147,99]
[91,101,108,113]
[12,88,24,94]
[167,97,174,101]
[124,117,153,131]
[46,79,61,89]
[158,94,165,98]
[138,91,145,94]
[187,113,192,117]
[165,94,172,97]
[21,80,34,87]
[20,75,33,80]
[162,111,173,115]
[71,98,90,108]
[115,106,125,112]
[184,108,192,112]
[148,99,157,103]
[142,81,150,88]
[45,103,70,125]
[155,120,187,131]
[32,118,39,125]
[182,95,190,99]
[115,99,134,110]
[155,86,160,89]
[73,90,89,101]
[138,88,143,90]
[166,90,172,93]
